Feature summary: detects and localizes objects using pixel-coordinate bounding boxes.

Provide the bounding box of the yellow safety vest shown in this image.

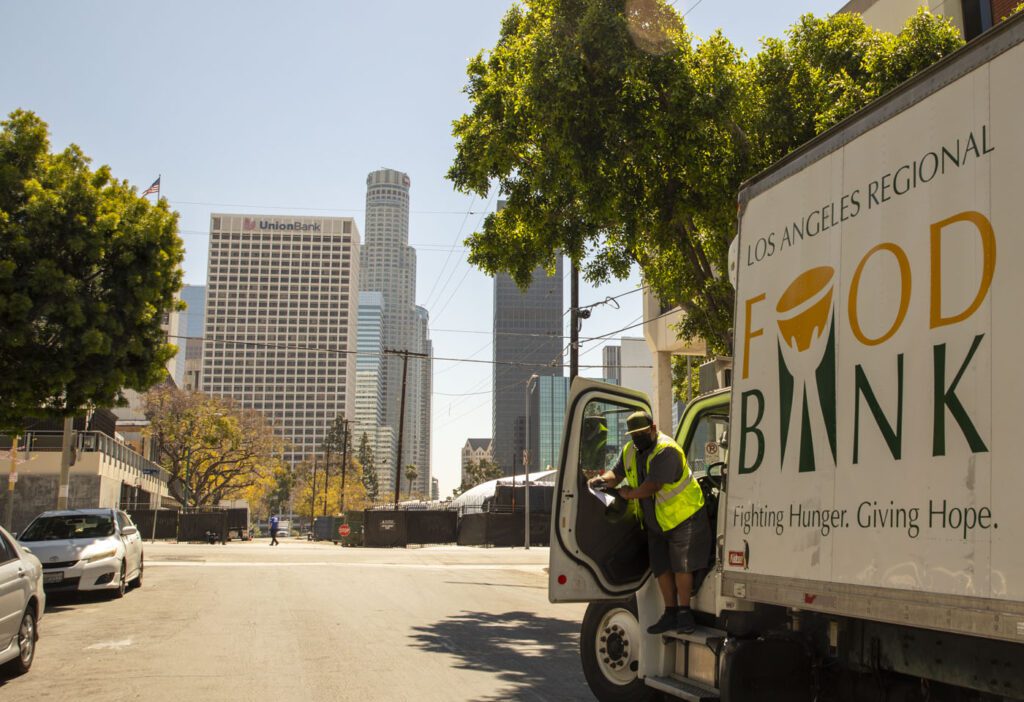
[622,432,704,532]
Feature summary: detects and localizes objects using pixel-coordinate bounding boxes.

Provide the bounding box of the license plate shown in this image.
[43,571,64,584]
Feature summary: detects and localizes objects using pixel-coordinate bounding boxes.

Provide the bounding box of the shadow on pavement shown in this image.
[44,590,116,613]
[409,610,591,702]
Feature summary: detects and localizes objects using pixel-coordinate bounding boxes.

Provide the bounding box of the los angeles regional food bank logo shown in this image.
[775,266,838,473]
[737,210,996,476]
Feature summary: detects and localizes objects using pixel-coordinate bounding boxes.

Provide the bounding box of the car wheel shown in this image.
[2,605,36,676]
[580,598,657,702]
[112,559,127,599]
[131,556,143,589]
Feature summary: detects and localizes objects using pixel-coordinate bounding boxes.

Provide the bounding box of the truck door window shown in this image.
[684,413,729,478]
[579,401,630,480]
[574,399,650,587]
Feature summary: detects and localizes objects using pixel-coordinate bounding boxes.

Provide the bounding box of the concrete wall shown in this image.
[842,0,965,35]
[1,474,101,533]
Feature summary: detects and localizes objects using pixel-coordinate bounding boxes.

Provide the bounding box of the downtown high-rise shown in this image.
[201,214,360,466]
[358,169,432,498]
[492,230,564,476]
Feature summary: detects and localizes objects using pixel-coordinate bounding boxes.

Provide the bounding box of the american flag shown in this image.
[142,176,160,196]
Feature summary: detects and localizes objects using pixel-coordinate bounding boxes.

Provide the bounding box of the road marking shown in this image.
[147,561,547,572]
[86,639,134,650]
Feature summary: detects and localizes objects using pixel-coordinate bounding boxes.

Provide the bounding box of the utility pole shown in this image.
[339,419,349,514]
[525,374,538,549]
[388,348,428,508]
[5,434,19,530]
[56,416,74,509]
[310,454,318,533]
[322,433,332,520]
[570,262,580,382]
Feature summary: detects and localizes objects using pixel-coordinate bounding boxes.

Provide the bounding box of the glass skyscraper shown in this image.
[527,375,569,473]
[492,214,564,476]
[359,168,432,496]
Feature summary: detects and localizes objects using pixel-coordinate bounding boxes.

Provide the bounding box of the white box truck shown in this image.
[550,14,1024,701]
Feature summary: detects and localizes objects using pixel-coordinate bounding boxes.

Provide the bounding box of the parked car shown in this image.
[0,524,43,676]
[18,509,143,598]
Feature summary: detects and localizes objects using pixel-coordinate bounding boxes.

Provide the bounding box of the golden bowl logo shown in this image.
[775,266,838,473]
[776,266,835,353]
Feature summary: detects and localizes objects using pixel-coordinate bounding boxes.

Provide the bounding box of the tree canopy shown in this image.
[454,458,504,497]
[143,386,285,509]
[448,2,962,351]
[0,110,184,426]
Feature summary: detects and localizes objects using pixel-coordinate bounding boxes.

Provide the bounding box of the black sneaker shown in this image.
[647,609,678,634]
[677,608,696,634]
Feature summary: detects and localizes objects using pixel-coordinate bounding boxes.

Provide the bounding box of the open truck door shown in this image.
[549,378,652,603]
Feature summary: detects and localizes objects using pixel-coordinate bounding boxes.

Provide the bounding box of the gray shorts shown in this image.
[647,508,711,577]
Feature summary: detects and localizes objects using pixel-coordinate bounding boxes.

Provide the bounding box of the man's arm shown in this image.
[620,446,683,500]
[587,453,626,488]
[619,480,661,500]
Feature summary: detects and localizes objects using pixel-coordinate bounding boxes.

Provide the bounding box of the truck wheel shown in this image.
[580,598,656,702]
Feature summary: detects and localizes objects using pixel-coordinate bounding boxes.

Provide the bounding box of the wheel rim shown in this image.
[18,611,35,666]
[595,607,641,686]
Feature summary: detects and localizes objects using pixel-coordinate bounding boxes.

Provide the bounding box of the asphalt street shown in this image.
[0,539,592,702]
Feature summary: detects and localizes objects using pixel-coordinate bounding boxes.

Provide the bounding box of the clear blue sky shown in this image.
[1,0,843,497]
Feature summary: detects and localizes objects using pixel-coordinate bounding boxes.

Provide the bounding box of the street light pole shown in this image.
[524,374,538,549]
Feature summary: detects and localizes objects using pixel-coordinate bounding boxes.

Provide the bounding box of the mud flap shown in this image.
[720,636,812,702]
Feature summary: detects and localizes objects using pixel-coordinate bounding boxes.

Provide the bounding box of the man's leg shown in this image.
[657,571,678,608]
[673,571,694,607]
[646,532,680,634]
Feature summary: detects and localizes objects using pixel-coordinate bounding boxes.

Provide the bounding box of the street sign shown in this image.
[338,524,351,537]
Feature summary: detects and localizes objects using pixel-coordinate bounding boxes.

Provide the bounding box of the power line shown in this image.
[423,194,477,309]
[169,199,479,215]
[428,191,497,318]
[167,334,650,370]
[175,228,468,251]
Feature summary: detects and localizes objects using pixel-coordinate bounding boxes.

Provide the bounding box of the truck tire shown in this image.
[580,598,657,702]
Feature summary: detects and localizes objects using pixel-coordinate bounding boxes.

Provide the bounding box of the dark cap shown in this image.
[625,411,654,435]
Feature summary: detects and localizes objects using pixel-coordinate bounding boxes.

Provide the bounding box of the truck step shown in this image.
[662,624,727,648]
[645,675,720,701]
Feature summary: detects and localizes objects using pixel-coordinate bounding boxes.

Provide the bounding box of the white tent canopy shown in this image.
[451,470,557,514]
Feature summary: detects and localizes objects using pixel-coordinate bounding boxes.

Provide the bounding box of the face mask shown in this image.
[631,431,655,452]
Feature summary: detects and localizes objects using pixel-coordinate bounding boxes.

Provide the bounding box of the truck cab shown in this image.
[549,377,746,701]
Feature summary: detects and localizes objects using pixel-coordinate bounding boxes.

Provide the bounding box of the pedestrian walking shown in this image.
[269,514,280,546]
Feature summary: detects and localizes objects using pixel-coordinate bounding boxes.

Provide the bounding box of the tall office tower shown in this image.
[492,223,564,475]
[354,291,395,500]
[359,168,431,495]
[602,344,622,385]
[526,374,570,473]
[177,284,206,389]
[409,305,432,497]
[202,214,360,466]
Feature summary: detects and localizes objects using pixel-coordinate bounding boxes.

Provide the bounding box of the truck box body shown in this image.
[727,16,1024,643]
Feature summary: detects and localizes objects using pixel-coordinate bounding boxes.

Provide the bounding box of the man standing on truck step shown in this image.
[588,411,710,634]
[269,514,280,546]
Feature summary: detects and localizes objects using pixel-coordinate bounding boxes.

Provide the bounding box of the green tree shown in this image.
[143,386,285,509]
[404,464,418,500]
[0,110,184,427]
[357,431,380,502]
[454,458,504,497]
[448,2,962,352]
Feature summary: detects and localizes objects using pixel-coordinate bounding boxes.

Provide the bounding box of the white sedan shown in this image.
[18,509,143,598]
[0,524,44,676]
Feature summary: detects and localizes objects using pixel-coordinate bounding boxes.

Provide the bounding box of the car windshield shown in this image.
[20,514,116,541]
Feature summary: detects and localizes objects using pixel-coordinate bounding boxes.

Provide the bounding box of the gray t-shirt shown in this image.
[613,435,684,533]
